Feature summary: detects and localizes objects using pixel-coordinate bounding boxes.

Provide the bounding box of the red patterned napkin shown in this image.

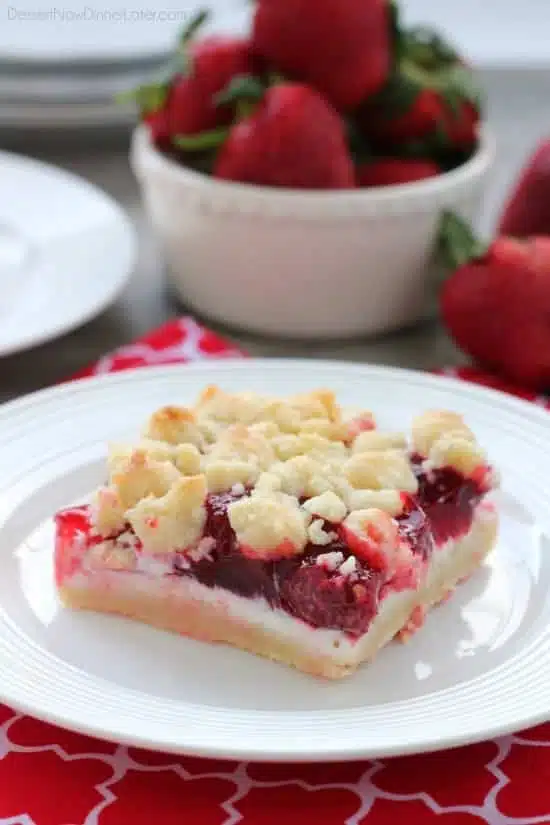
[1,316,549,825]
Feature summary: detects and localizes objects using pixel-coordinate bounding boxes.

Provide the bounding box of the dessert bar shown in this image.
[55,386,498,679]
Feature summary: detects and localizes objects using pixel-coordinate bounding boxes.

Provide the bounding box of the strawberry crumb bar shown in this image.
[54,386,498,680]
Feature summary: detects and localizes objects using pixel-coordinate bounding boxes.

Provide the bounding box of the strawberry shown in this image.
[364,67,481,150]
[165,36,254,137]
[358,20,483,153]
[364,85,444,143]
[357,158,440,187]
[499,139,550,237]
[211,83,355,188]
[442,100,479,150]
[438,211,550,390]
[251,0,392,111]
[143,107,171,148]
[124,11,254,144]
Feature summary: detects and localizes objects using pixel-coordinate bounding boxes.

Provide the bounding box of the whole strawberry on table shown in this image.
[437,206,550,393]
[125,1,485,189]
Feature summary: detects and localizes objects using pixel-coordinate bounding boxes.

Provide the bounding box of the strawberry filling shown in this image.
[55,466,487,639]
[279,549,383,636]
[411,455,488,544]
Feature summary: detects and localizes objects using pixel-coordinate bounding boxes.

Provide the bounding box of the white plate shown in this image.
[0,99,137,129]
[0,65,156,103]
[0,359,549,762]
[0,150,135,355]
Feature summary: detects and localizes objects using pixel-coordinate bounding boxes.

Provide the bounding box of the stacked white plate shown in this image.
[0,148,136,354]
[0,0,240,129]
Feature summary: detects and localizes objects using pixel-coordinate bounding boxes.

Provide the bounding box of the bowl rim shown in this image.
[131,122,495,215]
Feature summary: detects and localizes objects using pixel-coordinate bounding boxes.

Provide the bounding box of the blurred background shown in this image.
[1,0,547,236]
[0,0,549,395]
[1,0,548,67]
[1,0,547,157]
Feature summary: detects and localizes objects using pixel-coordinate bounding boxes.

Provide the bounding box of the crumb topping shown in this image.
[144,405,205,448]
[315,550,359,579]
[339,555,358,577]
[307,518,338,546]
[344,450,418,493]
[126,475,207,554]
[110,449,182,510]
[108,440,202,477]
[411,410,475,456]
[428,434,487,478]
[351,430,407,453]
[227,493,308,558]
[316,550,345,571]
[90,387,495,560]
[347,489,403,516]
[302,491,347,523]
[341,508,413,575]
[90,487,126,536]
[204,459,259,493]
[411,410,487,478]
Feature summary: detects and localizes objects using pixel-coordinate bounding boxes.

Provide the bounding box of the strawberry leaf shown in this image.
[154,49,191,85]
[383,136,435,159]
[389,0,406,66]
[346,119,373,164]
[117,46,189,114]
[436,210,488,272]
[438,83,462,118]
[178,8,209,47]
[404,26,459,69]
[368,70,421,118]
[116,81,169,114]
[117,8,208,116]
[173,127,229,151]
[435,64,484,120]
[399,55,483,123]
[215,74,266,107]
[445,64,484,112]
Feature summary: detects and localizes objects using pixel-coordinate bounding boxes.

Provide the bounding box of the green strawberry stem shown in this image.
[370,70,419,115]
[175,76,266,155]
[437,210,489,271]
[116,79,172,113]
[178,8,209,47]
[116,10,206,112]
[401,59,481,117]
[347,119,373,164]
[173,127,230,152]
[404,26,459,69]
[215,74,266,108]
[389,0,406,66]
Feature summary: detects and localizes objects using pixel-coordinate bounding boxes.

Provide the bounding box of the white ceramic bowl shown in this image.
[131,124,494,339]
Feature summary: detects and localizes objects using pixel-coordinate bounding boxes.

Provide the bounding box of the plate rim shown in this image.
[1,358,549,762]
[2,356,550,425]
[0,149,136,356]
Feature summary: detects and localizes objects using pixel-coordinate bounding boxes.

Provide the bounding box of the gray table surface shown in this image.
[1,68,548,402]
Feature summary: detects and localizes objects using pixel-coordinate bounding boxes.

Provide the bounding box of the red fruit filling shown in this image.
[55,464,487,638]
[279,549,382,636]
[54,507,104,587]
[411,455,487,544]
[396,495,434,561]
